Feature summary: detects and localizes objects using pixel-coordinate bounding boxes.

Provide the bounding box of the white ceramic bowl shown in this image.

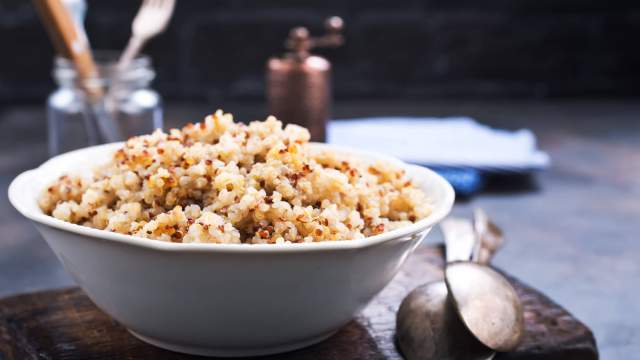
[9,142,454,357]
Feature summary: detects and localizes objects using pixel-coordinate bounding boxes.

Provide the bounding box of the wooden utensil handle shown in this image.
[33,0,102,97]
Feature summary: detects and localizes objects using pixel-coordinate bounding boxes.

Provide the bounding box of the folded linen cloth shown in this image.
[327,117,550,196]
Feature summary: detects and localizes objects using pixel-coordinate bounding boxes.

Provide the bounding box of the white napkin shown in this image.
[328,117,550,171]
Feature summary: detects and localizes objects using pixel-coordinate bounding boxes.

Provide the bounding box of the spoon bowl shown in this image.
[445,262,524,352]
[396,281,495,360]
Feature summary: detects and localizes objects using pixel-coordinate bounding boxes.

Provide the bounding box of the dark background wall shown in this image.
[1,0,639,104]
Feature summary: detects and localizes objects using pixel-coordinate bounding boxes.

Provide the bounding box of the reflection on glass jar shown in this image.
[47,51,162,156]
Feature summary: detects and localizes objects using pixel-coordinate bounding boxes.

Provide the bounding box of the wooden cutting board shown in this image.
[0,245,597,359]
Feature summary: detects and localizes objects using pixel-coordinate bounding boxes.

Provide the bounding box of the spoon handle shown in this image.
[441,217,476,263]
[473,208,505,265]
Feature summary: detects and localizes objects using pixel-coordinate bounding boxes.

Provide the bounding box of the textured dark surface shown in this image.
[1,1,640,102]
[0,245,597,360]
[1,100,637,358]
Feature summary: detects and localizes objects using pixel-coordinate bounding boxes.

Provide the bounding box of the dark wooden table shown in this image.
[0,246,596,359]
[1,100,638,359]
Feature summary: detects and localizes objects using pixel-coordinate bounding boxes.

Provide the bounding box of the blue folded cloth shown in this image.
[428,166,484,197]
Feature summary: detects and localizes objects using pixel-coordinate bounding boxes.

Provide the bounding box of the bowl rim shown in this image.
[9,142,455,253]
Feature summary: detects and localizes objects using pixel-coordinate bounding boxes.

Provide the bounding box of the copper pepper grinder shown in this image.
[266,16,344,142]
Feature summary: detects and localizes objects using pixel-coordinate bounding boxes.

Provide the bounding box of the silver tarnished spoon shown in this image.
[445,262,523,352]
[396,217,495,360]
[396,211,524,359]
[445,209,524,352]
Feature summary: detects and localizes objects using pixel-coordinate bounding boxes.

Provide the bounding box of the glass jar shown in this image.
[47,51,162,156]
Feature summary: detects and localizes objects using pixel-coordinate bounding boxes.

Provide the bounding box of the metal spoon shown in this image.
[396,217,495,360]
[445,209,524,352]
[396,211,524,359]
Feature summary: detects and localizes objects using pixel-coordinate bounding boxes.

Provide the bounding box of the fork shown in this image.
[116,0,176,70]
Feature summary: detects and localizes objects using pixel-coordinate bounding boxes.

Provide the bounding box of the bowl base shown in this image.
[128,329,338,357]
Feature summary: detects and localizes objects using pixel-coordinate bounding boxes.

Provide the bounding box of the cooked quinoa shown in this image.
[38,110,431,244]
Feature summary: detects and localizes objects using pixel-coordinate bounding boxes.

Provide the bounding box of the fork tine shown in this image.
[158,0,168,9]
[145,0,158,10]
[160,0,175,15]
[167,0,176,19]
[142,0,154,9]
[157,0,175,22]
[142,1,152,13]
[167,0,176,13]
